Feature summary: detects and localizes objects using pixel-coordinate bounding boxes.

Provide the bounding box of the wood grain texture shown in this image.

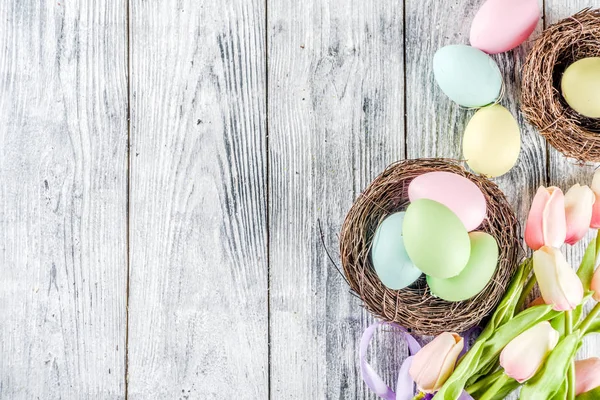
[126,1,268,398]
[2,0,598,398]
[267,0,406,398]
[0,0,128,398]
[545,0,600,362]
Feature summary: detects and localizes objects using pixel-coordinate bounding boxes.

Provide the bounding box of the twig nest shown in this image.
[521,8,600,162]
[339,159,521,335]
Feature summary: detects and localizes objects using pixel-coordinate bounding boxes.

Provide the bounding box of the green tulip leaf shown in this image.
[585,317,600,334]
[577,233,599,292]
[519,332,582,400]
[551,312,566,337]
[466,358,500,387]
[489,378,520,400]
[549,377,567,400]
[576,386,600,400]
[572,299,586,326]
[481,259,531,337]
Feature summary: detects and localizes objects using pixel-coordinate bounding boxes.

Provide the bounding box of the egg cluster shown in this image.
[371,171,499,302]
[433,0,540,178]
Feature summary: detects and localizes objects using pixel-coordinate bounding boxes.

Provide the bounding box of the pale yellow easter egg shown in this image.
[561,57,600,118]
[463,104,521,178]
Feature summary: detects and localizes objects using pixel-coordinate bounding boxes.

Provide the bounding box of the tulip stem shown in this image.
[578,303,600,334]
[478,373,511,400]
[566,311,575,400]
[516,273,537,311]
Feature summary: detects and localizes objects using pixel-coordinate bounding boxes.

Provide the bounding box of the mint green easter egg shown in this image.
[433,45,502,107]
[371,212,423,290]
[403,199,470,279]
[427,232,499,301]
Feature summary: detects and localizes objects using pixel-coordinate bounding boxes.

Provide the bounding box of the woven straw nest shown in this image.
[522,8,600,162]
[339,159,522,335]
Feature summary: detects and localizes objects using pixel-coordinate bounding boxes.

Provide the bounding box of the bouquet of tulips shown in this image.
[414,172,600,400]
[361,171,600,400]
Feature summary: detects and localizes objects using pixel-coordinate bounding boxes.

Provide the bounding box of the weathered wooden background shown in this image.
[1,0,598,398]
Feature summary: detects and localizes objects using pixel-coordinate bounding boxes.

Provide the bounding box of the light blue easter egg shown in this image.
[371,212,423,290]
[433,45,502,107]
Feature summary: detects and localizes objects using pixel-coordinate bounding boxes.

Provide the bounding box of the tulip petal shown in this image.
[433,334,464,391]
[500,321,559,383]
[575,358,600,395]
[525,187,551,250]
[591,194,600,229]
[542,187,567,248]
[592,267,600,302]
[533,247,584,311]
[592,169,600,195]
[591,170,600,228]
[555,256,585,310]
[409,332,463,393]
[564,184,595,245]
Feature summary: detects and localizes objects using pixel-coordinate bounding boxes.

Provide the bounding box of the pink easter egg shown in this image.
[408,171,486,231]
[470,0,540,54]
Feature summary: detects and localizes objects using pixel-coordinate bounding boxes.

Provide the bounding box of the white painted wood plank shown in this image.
[268,1,406,398]
[0,1,128,398]
[546,0,600,366]
[126,1,268,398]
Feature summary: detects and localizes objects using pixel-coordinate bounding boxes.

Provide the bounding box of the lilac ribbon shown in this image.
[360,322,421,400]
[360,321,475,400]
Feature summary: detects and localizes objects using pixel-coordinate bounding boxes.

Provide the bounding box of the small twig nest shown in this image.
[339,159,521,335]
[521,8,600,162]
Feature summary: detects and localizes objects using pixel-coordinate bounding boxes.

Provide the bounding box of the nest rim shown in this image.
[339,159,522,335]
[521,8,600,162]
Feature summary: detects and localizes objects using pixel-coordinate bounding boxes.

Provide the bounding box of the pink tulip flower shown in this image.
[564,184,595,245]
[575,358,600,395]
[524,186,566,250]
[590,169,600,229]
[500,321,559,383]
[533,246,584,311]
[409,332,464,393]
[592,266,600,302]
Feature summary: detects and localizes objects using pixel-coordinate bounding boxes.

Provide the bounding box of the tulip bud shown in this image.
[525,186,566,250]
[592,266,600,302]
[564,184,595,245]
[590,169,600,229]
[533,246,584,311]
[409,332,464,393]
[575,358,600,395]
[500,321,559,383]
